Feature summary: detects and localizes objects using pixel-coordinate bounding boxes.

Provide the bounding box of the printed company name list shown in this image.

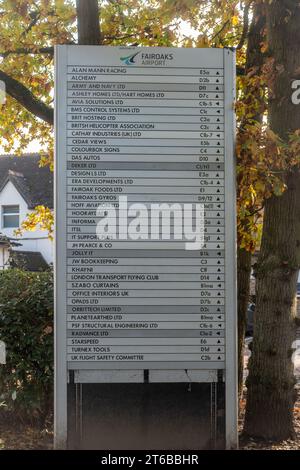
[66,63,226,366]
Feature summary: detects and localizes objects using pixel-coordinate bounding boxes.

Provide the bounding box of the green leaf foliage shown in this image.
[0,268,53,424]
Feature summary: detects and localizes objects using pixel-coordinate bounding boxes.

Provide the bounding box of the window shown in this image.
[2,205,19,228]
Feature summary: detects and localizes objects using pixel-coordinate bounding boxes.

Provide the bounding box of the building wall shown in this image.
[0,181,53,264]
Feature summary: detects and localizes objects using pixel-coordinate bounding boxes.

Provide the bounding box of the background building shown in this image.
[0,153,53,270]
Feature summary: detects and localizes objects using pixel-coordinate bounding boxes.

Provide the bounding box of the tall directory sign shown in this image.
[55,46,237,449]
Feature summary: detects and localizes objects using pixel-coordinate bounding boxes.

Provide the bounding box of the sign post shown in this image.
[55,45,237,449]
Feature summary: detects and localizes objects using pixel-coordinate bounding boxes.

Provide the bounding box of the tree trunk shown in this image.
[244,0,300,440]
[76,0,101,45]
[237,4,266,398]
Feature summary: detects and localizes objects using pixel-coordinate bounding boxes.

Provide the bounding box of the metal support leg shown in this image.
[210,381,217,449]
[75,382,83,447]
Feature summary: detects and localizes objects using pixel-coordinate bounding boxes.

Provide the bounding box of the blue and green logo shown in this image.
[120,51,140,65]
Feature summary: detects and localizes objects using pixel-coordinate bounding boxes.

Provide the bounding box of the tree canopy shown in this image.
[0,1,259,245]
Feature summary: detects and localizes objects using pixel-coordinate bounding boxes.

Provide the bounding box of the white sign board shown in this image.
[55,46,237,448]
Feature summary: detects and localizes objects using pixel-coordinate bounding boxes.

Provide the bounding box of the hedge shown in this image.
[0,268,53,423]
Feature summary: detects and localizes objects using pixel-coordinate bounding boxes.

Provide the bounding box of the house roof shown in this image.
[0,232,22,247]
[10,250,49,271]
[0,153,53,209]
[0,233,11,247]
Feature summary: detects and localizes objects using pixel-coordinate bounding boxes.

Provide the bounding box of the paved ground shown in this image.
[239,384,300,450]
[0,422,53,450]
[238,333,300,450]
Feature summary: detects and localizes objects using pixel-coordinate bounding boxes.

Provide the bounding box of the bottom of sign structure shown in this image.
[73,369,219,383]
[67,361,225,370]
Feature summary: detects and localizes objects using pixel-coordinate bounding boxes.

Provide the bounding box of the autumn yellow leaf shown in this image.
[232,15,239,26]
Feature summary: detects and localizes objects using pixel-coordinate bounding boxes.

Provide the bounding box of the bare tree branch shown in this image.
[211,20,230,44]
[22,10,40,36]
[237,2,251,50]
[0,46,54,58]
[0,41,77,58]
[0,70,53,125]
[104,33,137,42]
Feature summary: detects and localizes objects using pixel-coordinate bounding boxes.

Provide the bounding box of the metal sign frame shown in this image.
[54,45,237,449]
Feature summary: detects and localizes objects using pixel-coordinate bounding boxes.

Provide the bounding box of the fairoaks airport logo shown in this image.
[120,51,140,65]
[120,51,174,66]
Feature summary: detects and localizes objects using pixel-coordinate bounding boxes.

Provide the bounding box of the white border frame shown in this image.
[224,47,238,450]
[54,45,68,449]
[54,45,238,450]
